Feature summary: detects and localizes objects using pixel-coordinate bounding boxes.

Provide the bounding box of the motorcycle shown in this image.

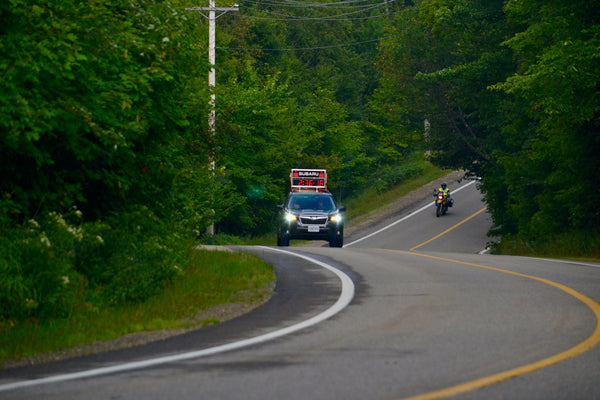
[434,190,451,217]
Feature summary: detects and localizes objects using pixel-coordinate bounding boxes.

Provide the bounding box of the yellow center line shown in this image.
[378,249,600,400]
[410,207,488,251]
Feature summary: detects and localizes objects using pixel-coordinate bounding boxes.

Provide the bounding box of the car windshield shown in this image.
[288,194,336,211]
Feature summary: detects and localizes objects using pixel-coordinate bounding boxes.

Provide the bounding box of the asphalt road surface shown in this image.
[2,179,600,400]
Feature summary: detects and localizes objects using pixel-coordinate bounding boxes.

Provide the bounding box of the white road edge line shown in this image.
[344,180,478,248]
[528,257,600,269]
[0,247,355,393]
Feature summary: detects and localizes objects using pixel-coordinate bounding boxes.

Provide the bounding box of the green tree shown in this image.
[488,0,600,239]
[0,0,232,231]
[216,63,296,234]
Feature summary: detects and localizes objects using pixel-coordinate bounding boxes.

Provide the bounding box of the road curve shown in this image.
[2,178,600,400]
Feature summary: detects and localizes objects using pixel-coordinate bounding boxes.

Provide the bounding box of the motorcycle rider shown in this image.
[438,182,450,198]
[434,182,453,207]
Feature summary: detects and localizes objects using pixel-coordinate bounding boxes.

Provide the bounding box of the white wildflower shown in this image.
[40,234,51,248]
[68,226,84,241]
[62,276,70,285]
[49,212,67,228]
[162,37,170,43]
[95,235,105,245]
[28,219,40,228]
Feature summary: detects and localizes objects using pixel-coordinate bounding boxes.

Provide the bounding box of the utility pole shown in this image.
[186,1,239,235]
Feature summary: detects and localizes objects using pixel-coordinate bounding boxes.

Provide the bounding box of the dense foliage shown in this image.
[1,0,598,321]
[376,0,599,252]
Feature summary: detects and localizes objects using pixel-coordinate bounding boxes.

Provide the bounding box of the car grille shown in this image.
[300,217,328,225]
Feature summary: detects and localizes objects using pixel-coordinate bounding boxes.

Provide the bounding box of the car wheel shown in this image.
[329,234,343,248]
[278,233,290,247]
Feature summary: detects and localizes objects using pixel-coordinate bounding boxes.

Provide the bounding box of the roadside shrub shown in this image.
[198,233,246,245]
[491,231,600,259]
[75,206,191,306]
[100,233,185,305]
[374,162,426,193]
[0,214,84,321]
[0,205,194,322]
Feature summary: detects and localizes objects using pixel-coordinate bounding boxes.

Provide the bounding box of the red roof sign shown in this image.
[290,169,327,191]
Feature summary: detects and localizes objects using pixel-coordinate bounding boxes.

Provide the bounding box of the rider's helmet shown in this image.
[441,182,447,189]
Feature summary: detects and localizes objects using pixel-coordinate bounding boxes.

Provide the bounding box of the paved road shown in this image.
[2,179,600,400]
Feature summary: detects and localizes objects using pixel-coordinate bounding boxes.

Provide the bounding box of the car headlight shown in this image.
[329,213,342,223]
[285,213,298,222]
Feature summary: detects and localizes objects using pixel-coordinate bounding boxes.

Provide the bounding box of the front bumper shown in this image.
[281,219,343,240]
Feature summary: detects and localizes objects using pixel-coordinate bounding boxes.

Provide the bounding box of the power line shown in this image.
[217,36,391,51]
[208,0,397,52]
[235,0,397,21]
[240,0,386,6]
[232,12,395,21]
[240,0,389,9]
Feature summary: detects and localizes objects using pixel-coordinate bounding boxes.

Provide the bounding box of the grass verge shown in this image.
[0,249,275,365]
[491,233,600,263]
[343,164,450,222]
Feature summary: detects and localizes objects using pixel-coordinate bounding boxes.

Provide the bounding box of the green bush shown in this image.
[491,231,600,260]
[374,162,426,193]
[0,206,194,322]
[75,207,191,306]
[0,214,84,321]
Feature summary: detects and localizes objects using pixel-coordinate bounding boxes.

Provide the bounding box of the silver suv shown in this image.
[277,191,345,247]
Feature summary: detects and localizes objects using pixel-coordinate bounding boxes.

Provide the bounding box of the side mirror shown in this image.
[339,206,346,212]
[277,204,284,210]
